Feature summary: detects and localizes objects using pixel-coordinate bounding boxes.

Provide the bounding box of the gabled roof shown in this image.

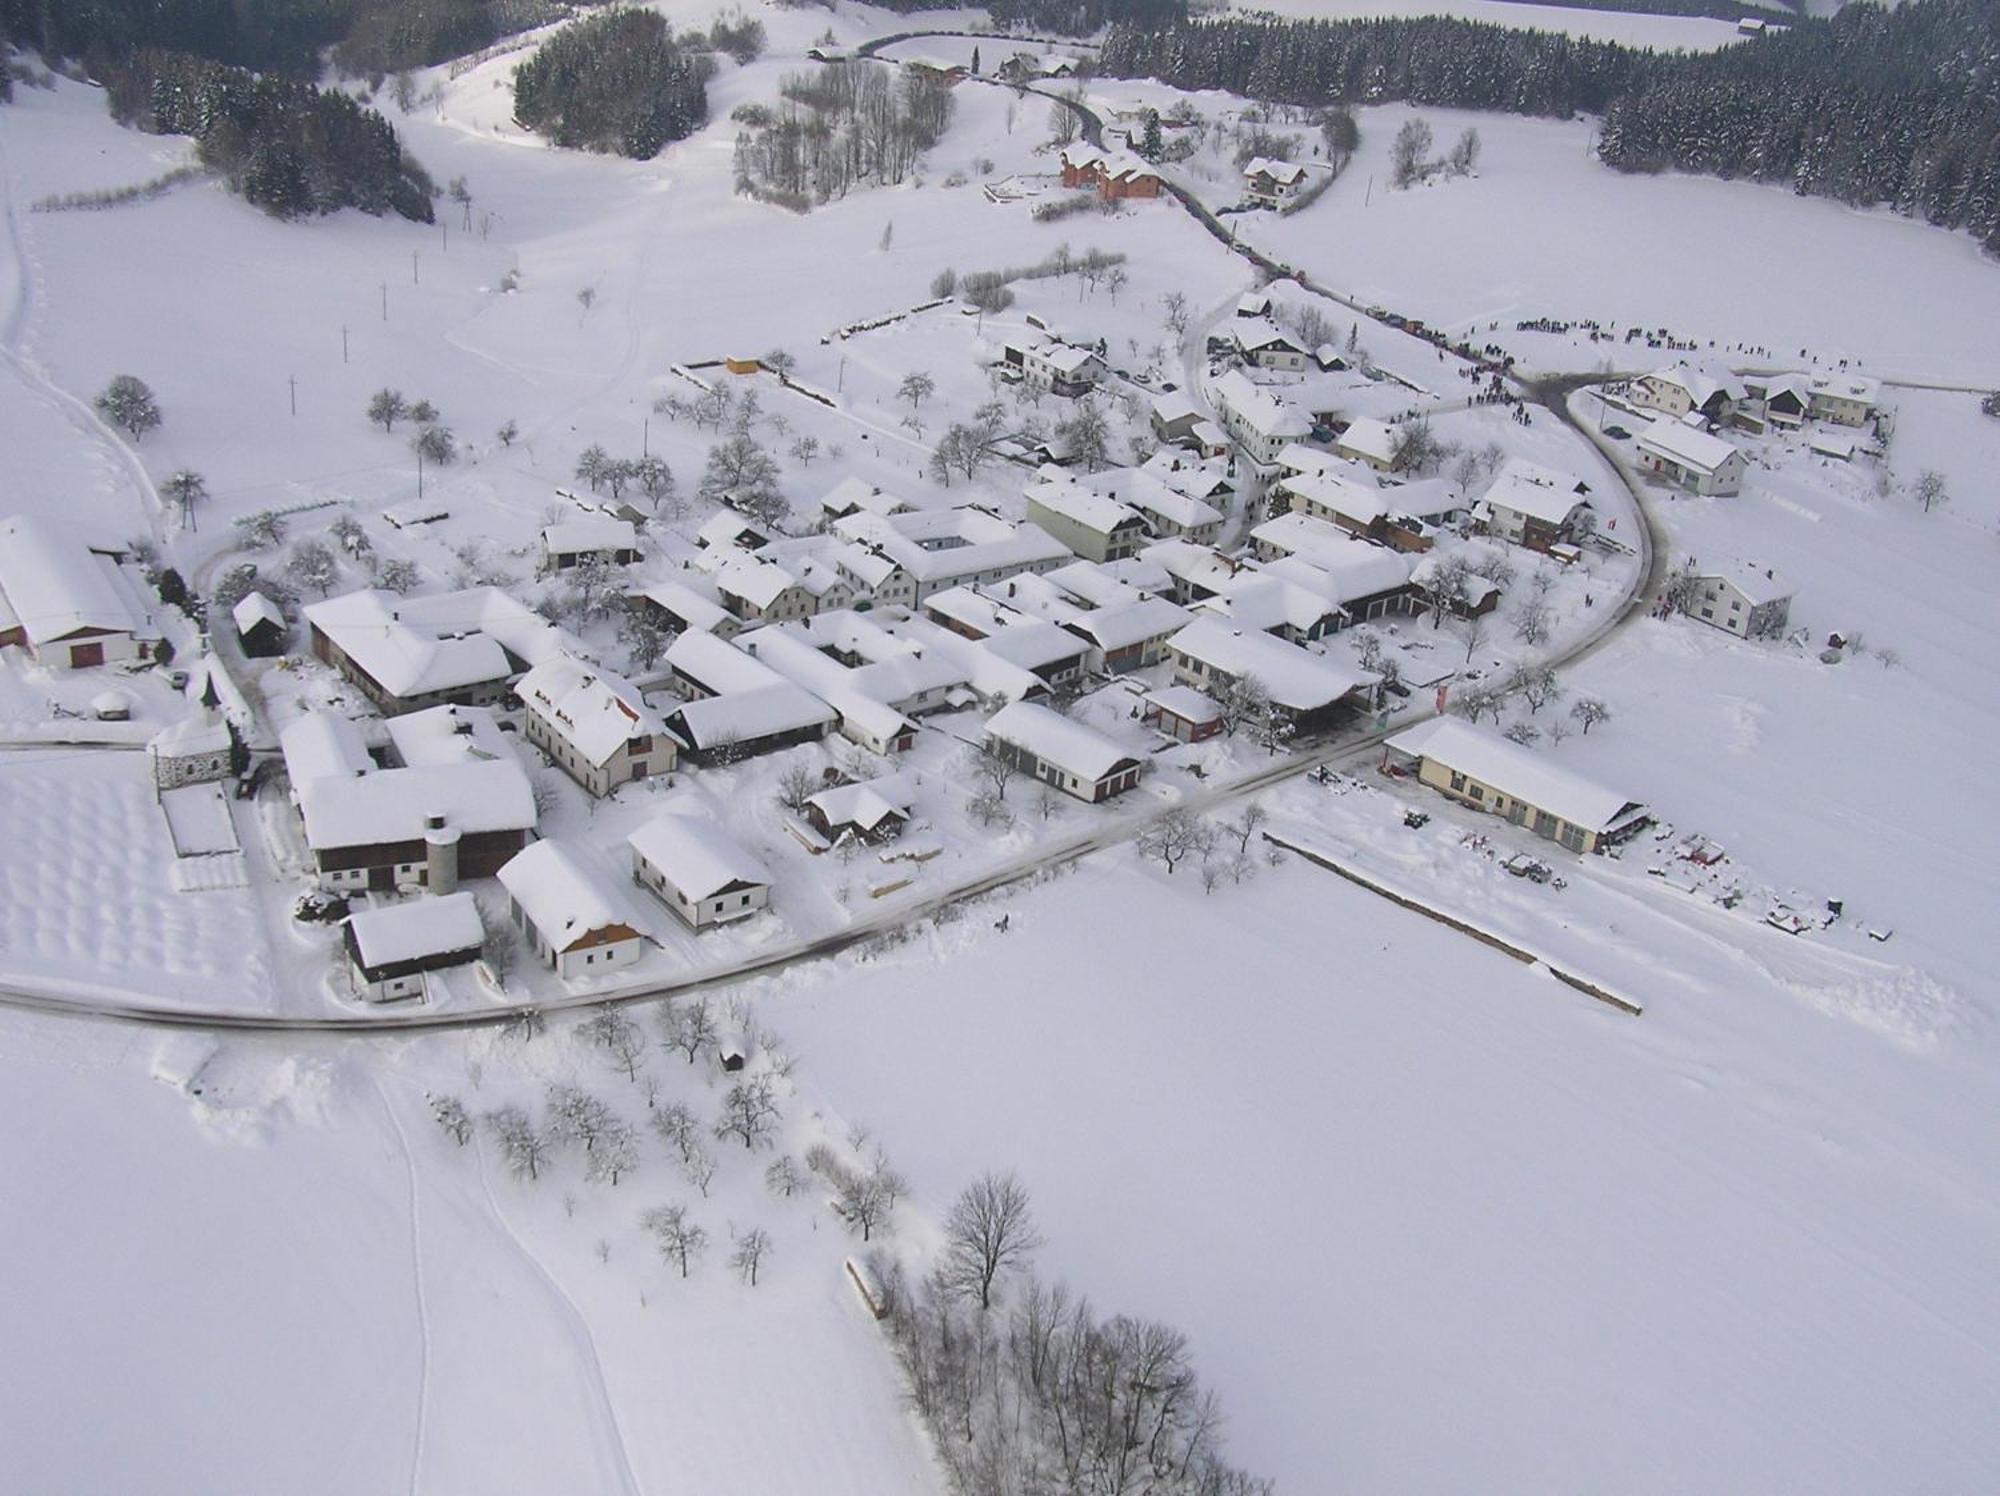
[232,591,287,636]
[279,710,374,786]
[347,892,483,971]
[385,704,514,768]
[1279,472,1391,526]
[542,516,636,555]
[303,588,573,699]
[1243,157,1307,184]
[0,514,156,648]
[1337,418,1399,465]
[517,655,665,767]
[1637,418,1741,475]
[638,577,732,633]
[298,757,536,852]
[1480,459,1595,525]
[627,815,772,900]
[807,772,918,833]
[1696,560,1791,606]
[1233,317,1306,356]
[1211,371,1313,442]
[1387,716,1646,834]
[1026,474,1145,536]
[986,700,1139,783]
[1167,616,1369,713]
[697,511,774,551]
[497,840,638,952]
[1063,595,1192,652]
[716,555,803,611]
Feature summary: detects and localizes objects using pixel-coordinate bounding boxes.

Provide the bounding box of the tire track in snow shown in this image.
[374,1080,434,1496]
[471,1137,643,1496]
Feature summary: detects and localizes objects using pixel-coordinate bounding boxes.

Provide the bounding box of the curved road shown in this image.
[0,42,1662,1036]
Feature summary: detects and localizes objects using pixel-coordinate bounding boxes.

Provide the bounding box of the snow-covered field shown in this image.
[3,2,2000,1490]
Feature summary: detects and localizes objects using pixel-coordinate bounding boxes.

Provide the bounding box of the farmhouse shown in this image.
[1631,364,1743,425]
[1334,418,1400,474]
[280,706,537,892]
[1243,157,1307,209]
[232,591,289,658]
[731,622,924,756]
[1683,562,1793,639]
[1167,616,1373,734]
[628,815,773,929]
[984,700,1143,803]
[1232,318,1310,372]
[497,839,647,981]
[0,514,161,669]
[1738,372,1811,432]
[516,654,673,796]
[1384,716,1650,854]
[343,892,485,1003]
[1126,473,1225,544]
[714,555,830,624]
[831,508,1070,603]
[1808,373,1881,427]
[1141,451,1233,507]
[1001,335,1105,397]
[1636,419,1747,496]
[541,515,639,571]
[1025,474,1149,563]
[1474,459,1596,551]
[900,55,967,86]
[1210,370,1313,465]
[661,629,836,762]
[1150,390,1204,447]
[304,586,575,715]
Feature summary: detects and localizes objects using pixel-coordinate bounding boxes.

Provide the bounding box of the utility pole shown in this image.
[288,375,297,417]
[440,219,449,252]
[380,282,388,321]
[341,325,349,364]
[643,416,650,458]
[1365,175,1373,207]
[412,250,421,285]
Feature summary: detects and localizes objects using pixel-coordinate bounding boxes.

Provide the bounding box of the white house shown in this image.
[343,892,485,1002]
[1210,370,1313,465]
[1683,562,1793,639]
[1630,364,1743,424]
[1001,336,1105,397]
[628,815,773,929]
[1384,717,1649,854]
[516,654,673,796]
[1166,616,1372,734]
[1334,418,1399,474]
[1243,157,1307,208]
[831,508,1070,603]
[1475,459,1596,551]
[305,586,576,715]
[1807,373,1881,427]
[497,839,648,981]
[1232,318,1310,372]
[984,700,1143,803]
[542,515,639,571]
[0,515,161,669]
[1636,419,1747,496]
[1025,474,1149,563]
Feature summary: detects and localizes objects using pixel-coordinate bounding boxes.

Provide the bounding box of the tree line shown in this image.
[95,48,435,221]
[1101,0,2000,255]
[512,8,713,160]
[732,60,953,209]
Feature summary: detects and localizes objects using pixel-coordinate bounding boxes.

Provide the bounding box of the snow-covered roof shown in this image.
[627,815,772,900]
[832,509,1070,589]
[0,514,156,649]
[1168,617,1370,713]
[716,555,802,611]
[1481,459,1595,525]
[149,710,233,759]
[517,655,665,768]
[807,773,918,833]
[1211,371,1313,442]
[1808,373,1880,405]
[1337,418,1399,466]
[1150,390,1202,426]
[347,892,484,971]
[1233,317,1306,356]
[668,628,785,696]
[1197,575,1339,636]
[1026,475,1145,537]
[232,591,286,637]
[1063,595,1191,652]
[1697,560,1791,606]
[638,577,732,633]
[1144,538,1249,596]
[819,477,911,520]
[1143,684,1222,723]
[1140,451,1233,502]
[1643,363,1744,409]
[297,757,536,852]
[985,701,1139,783]
[697,511,774,551]
[385,703,514,768]
[1235,291,1272,316]
[1046,560,1147,610]
[1243,157,1307,185]
[497,840,638,951]
[542,515,636,555]
[666,682,835,750]
[1637,418,1741,476]
[1278,473,1391,526]
[1387,717,1647,834]
[1262,547,1411,608]
[978,618,1091,671]
[303,587,573,699]
[280,710,374,786]
[1807,430,1858,460]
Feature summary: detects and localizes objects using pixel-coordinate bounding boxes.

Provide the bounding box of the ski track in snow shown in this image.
[471,1129,644,1496]
[374,1080,435,1496]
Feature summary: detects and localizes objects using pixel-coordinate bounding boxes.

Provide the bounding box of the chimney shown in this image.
[425,812,461,896]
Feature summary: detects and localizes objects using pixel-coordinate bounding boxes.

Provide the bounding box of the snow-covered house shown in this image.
[633,577,740,639]
[805,774,917,845]
[819,477,913,527]
[344,892,485,1003]
[0,515,161,669]
[1243,158,1307,209]
[1025,474,1149,563]
[661,629,837,762]
[542,515,639,571]
[1058,145,1164,202]
[714,555,825,625]
[730,621,926,756]
[1474,460,1596,551]
[1141,451,1234,509]
[1210,371,1313,466]
[984,701,1143,803]
[1384,717,1650,854]
[1233,318,1310,372]
[147,711,237,791]
[1334,418,1400,474]
[1683,562,1793,639]
[304,587,574,716]
[831,508,1070,604]
[697,511,776,554]
[1001,335,1105,397]
[1808,373,1881,427]
[1166,616,1372,734]
[1127,476,1225,546]
[232,591,289,658]
[516,654,673,796]
[497,839,647,980]
[1150,390,1205,447]
[1636,419,1747,496]
[1273,472,1395,542]
[280,706,536,892]
[1631,365,1743,425]
[1060,595,1192,674]
[628,815,773,929]
[1141,684,1225,743]
[1737,372,1811,433]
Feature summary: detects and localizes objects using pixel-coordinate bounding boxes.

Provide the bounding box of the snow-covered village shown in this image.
[1,0,1998,1489]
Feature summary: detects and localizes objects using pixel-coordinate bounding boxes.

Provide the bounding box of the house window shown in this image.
[1448,771,1467,791]
[1468,784,1485,800]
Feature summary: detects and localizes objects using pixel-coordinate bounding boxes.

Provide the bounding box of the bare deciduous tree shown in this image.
[485,1104,550,1181]
[582,1007,648,1081]
[1570,697,1611,734]
[941,1171,1043,1310]
[430,1094,472,1146]
[731,1227,773,1286]
[642,1204,707,1278]
[714,1075,782,1151]
[1138,807,1215,876]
